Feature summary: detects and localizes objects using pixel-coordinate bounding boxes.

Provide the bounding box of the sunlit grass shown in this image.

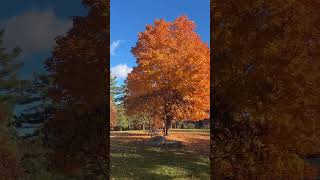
[110,130,210,180]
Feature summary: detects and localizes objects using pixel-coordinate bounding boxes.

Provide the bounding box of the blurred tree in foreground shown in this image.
[44,0,109,178]
[0,30,24,179]
[212,0,320,178]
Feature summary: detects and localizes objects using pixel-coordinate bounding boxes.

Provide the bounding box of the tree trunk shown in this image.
[164,118,171,136]
[163,106,172,136]
[164,126,169,136]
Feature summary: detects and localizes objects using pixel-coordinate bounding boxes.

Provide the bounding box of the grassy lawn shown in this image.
[110,130,210,180]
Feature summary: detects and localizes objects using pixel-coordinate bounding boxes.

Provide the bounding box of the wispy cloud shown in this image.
[110,40,121,56]
[111,64,132,79]
[1,9,72,55]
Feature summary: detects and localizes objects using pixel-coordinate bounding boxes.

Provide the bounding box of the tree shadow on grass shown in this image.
[110,140,210,180]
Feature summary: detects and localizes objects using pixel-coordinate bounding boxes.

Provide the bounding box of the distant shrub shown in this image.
[186,123,195,129]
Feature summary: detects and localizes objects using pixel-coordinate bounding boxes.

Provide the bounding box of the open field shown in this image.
[110,129,210,180]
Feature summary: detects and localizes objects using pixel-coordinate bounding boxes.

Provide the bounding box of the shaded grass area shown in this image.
[110,131,210,180]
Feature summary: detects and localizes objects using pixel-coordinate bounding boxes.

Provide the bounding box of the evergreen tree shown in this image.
[110,75,128,130]
[0,29,25,179]
[110,75,119,100]
[14,73,55,137]
[110,75,126,105]
[0,30,24,110]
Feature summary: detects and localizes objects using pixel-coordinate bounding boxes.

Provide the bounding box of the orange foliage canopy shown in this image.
[125,16,209,134]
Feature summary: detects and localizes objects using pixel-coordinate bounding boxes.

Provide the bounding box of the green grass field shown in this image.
[110,130,210,180]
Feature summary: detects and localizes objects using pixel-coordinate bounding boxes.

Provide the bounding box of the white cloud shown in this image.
[1,9,72,55]
[111,64,132,79]
[110,40,121,56]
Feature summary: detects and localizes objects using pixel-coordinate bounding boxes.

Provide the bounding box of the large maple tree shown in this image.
[125,16,210,135]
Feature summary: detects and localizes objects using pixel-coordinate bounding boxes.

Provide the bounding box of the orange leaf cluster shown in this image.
[110,98,117,128]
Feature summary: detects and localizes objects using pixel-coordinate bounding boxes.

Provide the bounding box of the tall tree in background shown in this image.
[110,75,120,100]
[110,98,117,128]
[212,0,320,178]
[110,75,118,129]
[110,75,128,130]
[125,16,210,136]
[0,30,24,179]
[44,0,109,178]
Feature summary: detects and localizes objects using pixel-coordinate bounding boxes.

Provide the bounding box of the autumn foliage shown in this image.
[110,98,117,128]
[212,0,320,178]
[44,0,109,177]
[125,16,210,135]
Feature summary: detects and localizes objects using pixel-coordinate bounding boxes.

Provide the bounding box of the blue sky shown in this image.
[0,0,87,79]
[110,0,210,85]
